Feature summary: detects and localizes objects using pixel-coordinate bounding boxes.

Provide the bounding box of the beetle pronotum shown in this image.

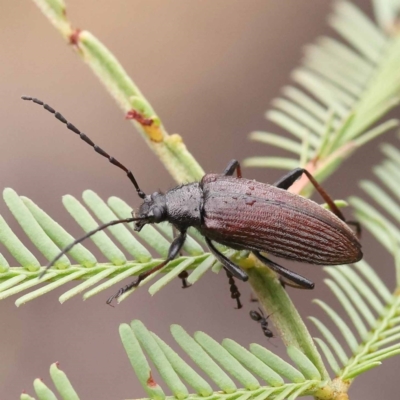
[22,96,362,307]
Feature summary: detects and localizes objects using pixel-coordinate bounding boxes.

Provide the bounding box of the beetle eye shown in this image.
[152,207,163,222]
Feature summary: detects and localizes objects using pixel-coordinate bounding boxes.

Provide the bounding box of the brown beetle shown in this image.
[23,97,362,307]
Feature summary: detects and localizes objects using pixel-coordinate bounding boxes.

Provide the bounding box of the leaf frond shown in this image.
[311,262,400,381]
[0,188,228,305]
[244,1,400,191]
[119,320,326,400]
[22,319,335,400]
[310,139,400,381]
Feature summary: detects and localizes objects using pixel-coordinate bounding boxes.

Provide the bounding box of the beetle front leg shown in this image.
[223,159,242,178]
[107,230,187,305]
[172,225,191,288]
[253,251,315,290]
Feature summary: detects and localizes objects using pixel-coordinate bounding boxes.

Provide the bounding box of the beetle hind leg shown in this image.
[274,168,351,222]
[273,168,304,191]
[253,251,315,290]
[346,220,361,238]
[223,159,242,178]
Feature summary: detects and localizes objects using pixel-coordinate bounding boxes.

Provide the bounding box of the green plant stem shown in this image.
[31,0,204,184]
[247,264,329,380]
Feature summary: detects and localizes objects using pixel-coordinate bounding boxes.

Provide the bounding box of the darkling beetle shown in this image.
[22,96,363,307]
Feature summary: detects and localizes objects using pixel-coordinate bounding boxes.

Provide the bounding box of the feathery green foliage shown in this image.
[244,1,400,195]
[0,188,230,306]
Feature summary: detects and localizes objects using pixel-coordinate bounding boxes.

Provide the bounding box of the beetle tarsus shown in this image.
[253,251,315,290]
[178,271,191,289]
[226,271,242,309]
[107,231,187,306]
[106,277,142,305]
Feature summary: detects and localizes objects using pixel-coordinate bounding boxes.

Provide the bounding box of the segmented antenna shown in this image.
[21,96,146,199]
[39,216,144,279]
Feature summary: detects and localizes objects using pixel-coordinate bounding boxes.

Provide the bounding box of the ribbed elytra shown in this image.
[22,96,362,308]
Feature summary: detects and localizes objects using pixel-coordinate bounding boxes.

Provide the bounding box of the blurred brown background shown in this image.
[0,1,398,399]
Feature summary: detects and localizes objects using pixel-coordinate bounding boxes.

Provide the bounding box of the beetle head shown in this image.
[134,191,167,231]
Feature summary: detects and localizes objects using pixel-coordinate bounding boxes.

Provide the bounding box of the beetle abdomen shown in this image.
[200,175,362,265]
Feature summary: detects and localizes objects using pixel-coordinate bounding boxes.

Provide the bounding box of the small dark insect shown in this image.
[22,97,363,307]
[250,308,274,338]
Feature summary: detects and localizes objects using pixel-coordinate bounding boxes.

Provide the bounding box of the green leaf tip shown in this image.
[33,378,57,400]
[131,320,189,399]
[0,212,40,271]
[62,194,126,265]
[222,339,284,386]
[194,331,260,391]
[287,346,321,380]
[119,323,165,400]
[21,195,97,269]
[82,190,152,263]
[49,362,80,400]
[152,332,213,396]
[170,325,237,393]
[250,344,306,383]
[20,393,35,400]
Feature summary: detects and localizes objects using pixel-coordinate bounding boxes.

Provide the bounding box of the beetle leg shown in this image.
[278,276,313,290]
[274,168,346,222]
[273,168,304,190]
[172,226,192,288]
[205,238,248,281]
[345,220,362,238]
[205,237,248,309]
[178,270,191,288]
[107,231,187,305]
[226,271,243,309]
[253,251,315,289]
[274,168,361,235]
[223,159,242,178]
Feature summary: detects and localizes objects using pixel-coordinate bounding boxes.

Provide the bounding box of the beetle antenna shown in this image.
[21,96,146,199]
[39,216,145,279]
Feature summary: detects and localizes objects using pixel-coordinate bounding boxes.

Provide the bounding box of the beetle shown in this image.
[22,96,362,307]
[250,308,274,339]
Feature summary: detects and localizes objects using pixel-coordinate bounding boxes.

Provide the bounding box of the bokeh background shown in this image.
[0,1,398,399]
